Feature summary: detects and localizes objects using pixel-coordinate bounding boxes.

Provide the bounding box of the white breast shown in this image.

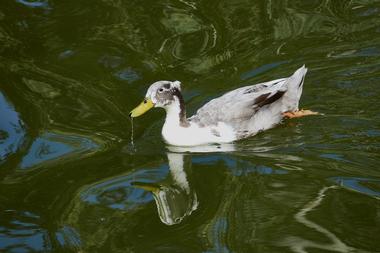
[160,96,236,146]
[162,121,236,146]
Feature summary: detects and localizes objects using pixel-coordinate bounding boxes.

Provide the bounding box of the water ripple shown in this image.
[15,0,50,9]
[280,186,355,253]
[19,132,100,169]
[1,0,380,251]
[331,177,380,199]
[0,210,51,252]
[0,92,26,163]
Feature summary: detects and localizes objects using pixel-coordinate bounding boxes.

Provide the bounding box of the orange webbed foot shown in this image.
[282,109,319,119]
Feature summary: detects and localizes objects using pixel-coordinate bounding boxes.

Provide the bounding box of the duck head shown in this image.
[129,80,183,117]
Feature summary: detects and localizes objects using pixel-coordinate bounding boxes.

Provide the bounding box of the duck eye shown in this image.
[158,88,164,92]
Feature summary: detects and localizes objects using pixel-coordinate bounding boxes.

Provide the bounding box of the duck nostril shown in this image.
[144,99,147,104]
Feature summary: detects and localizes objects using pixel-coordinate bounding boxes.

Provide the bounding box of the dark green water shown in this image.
[1,0,380,252]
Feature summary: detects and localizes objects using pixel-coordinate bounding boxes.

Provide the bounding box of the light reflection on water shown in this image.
[0,92,26,163]
[19,132,99,169]
[80,165,167,210]
[280,186,354,253]
[331,177,380,199]
[15,0,50,9]
[0,209,82,252]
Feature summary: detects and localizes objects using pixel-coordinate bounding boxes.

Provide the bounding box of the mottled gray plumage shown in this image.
[189,66,307,138]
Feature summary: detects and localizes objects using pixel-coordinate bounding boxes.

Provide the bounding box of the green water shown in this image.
[1,0,380,252]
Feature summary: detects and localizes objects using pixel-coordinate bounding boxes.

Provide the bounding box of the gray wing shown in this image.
[189,78,287,126]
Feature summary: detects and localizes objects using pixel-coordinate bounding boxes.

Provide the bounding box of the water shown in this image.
[0,0,380,252]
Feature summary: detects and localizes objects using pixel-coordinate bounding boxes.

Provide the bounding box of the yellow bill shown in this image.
[129,98,154,117]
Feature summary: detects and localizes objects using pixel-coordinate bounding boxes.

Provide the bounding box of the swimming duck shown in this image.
[129,66,317,146]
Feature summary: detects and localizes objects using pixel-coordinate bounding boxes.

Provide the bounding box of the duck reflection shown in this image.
[132,152,198,225]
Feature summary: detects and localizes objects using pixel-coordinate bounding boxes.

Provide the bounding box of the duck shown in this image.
[129,66,318,146]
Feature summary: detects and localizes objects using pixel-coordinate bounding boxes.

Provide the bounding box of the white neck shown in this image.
[164,99,184,127]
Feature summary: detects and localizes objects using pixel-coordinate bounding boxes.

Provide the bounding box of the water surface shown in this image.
[1,0,380,252]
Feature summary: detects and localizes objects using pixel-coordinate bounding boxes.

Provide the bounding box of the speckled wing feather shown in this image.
[189,78,287,127]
